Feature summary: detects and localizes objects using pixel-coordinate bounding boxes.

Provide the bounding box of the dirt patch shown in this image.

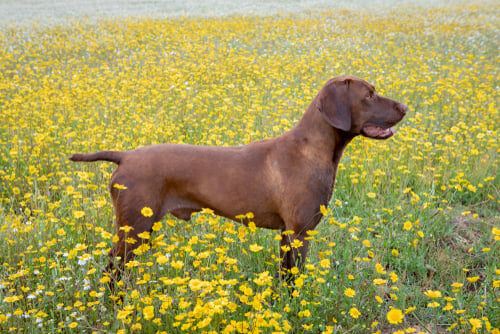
[443,213,482,254]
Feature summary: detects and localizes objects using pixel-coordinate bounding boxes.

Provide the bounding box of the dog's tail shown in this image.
[68,151,123,164]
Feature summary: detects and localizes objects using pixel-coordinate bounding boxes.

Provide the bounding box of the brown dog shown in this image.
[70,75,407,280]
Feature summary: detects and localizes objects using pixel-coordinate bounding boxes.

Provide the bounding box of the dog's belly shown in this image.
[249,212,285,230]
[158,190,284,229]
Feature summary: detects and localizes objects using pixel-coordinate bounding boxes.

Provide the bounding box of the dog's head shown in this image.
[316,75,407,139]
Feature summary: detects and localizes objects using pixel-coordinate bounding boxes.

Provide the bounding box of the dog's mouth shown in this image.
[361,125,396,140]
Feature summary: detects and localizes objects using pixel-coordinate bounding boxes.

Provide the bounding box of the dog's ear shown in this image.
[317,79,352,131]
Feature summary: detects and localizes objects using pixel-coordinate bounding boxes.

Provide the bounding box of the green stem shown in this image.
[434,307,438,334]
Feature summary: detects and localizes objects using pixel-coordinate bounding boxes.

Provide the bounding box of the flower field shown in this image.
[0,1,499,333]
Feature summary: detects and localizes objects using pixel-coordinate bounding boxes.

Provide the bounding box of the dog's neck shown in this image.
[291,104,355,165]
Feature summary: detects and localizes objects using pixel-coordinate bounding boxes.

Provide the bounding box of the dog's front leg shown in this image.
[279,231,309,283]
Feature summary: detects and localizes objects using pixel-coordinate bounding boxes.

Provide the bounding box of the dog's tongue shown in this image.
[363,126,395,138]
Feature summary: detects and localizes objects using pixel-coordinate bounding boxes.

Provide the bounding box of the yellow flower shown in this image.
[200,208,215,215]
[188,279,206,291]
[152,221,162,231]
[403,221,412,230]
[130,290,139,299]
[131,323,142,331]
[171,260,184,269]
[300,309,311,317]
[320,205,329,216]
[447,323,458,331]
[197,316,212,329]
[3,295,22,303]
[386,308,404,324]
[141,207,153,217]
[405,306,416,314]
[137,231,150,239]
[291,239,303,248]
[443,303,454,311]
[248,221,257,232]
[73,210,85,219]
[320,258,330,268]
[367,192,376,198]
[294,277,304,288]
[113,183,128,190]
[469,318,482,331]
[249,244,263,252]
[424,290,442,298]
[117,309,132,320]
[253,271,272,286]
[126,237,137,244]
[302,323,313,330]
[349,307,361,319]
[467,276,480,283]
[119,225,134,233]
[427,302,440,308]
[143,305,155,320]
[156,255,169,264]
[373,279,387,285]
[375,263,386,274]
[100,275,111,284]
[344,288,356,297]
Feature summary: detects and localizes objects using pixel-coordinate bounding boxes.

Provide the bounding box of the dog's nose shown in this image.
[395,103,408,115]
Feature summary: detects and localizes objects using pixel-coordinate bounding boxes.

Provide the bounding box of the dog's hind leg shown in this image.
[104,179,164,291]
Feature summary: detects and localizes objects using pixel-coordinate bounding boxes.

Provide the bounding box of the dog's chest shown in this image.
[306,165,335,206]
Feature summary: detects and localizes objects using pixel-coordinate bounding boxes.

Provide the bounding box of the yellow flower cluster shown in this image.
[0,2,498,333]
